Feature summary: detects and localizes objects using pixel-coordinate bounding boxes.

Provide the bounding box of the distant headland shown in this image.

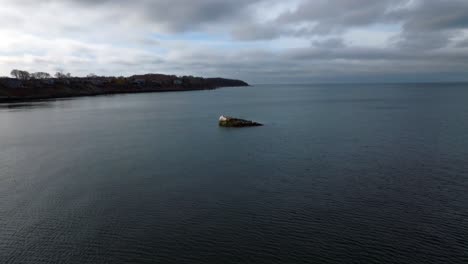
[0,69,249,103]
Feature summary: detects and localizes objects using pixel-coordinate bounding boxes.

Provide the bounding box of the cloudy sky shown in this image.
[1,0,468,83]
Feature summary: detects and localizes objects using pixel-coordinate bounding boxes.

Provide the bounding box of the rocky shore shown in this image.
[0,74,249,103]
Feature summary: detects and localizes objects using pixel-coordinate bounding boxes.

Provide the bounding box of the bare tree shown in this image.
[87,73,98,78]
[55,72,64,78]
[31,72,51,79]
[20,71,30,80]
[11,69,30,80]
[55,71,72,79]
[10,69,20,79]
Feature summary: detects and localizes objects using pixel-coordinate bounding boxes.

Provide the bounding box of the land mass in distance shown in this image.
[0,72,249,103]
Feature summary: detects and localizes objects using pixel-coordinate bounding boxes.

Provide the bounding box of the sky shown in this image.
[0,0,468,83]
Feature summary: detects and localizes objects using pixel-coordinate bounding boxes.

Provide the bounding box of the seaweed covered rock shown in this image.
[219,116,263,127]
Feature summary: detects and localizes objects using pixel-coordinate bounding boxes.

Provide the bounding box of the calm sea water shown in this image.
[1,83,468,263]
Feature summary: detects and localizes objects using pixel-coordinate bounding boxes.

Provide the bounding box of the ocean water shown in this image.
[1,83,467,263]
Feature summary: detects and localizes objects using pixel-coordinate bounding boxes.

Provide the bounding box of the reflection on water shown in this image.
[0,102,53,110]
[0,98,75,111]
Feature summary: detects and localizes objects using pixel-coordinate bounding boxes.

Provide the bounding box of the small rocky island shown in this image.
[0,70,249,103]
[219,116,263,127]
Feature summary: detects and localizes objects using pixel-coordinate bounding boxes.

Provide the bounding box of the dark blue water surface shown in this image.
[1,83,468,263]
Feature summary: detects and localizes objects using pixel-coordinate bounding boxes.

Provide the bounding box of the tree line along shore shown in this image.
[0,69,249,103]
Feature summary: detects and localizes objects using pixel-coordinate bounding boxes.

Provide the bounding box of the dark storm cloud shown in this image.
[277,0,403,34]
[233,0,468,50]
[396,0,468,31]
[231,0,406,40]
[389,0,468,50]
[277,0,468,35]
[132,0,254,32]
[17,0,258,32]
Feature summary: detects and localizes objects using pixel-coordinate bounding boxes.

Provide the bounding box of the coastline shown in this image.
[0,86,245,104]
[0,74,249,104]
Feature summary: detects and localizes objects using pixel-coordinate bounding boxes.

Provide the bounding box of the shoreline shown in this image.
[0,74,249,104]
[0,86,246,104]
